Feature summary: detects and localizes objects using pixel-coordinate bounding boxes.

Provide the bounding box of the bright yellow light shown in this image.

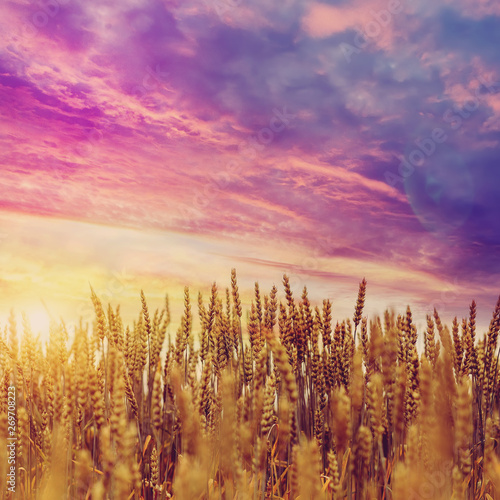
[23,307,51,337]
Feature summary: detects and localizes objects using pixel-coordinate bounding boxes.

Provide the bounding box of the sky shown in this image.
[1,0,500,337]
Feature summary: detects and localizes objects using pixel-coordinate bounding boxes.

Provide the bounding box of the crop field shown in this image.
[1,270,500,499]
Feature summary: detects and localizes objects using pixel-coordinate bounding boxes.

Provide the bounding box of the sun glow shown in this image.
[22,307,51,337]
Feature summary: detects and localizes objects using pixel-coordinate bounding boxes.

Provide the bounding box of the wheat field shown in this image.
[1,269,500,499]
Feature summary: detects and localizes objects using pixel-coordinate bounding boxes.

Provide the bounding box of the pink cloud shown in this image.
[301,0,404,52]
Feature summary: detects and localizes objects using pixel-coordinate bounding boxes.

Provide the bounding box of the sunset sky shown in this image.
[1,0,500,337]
